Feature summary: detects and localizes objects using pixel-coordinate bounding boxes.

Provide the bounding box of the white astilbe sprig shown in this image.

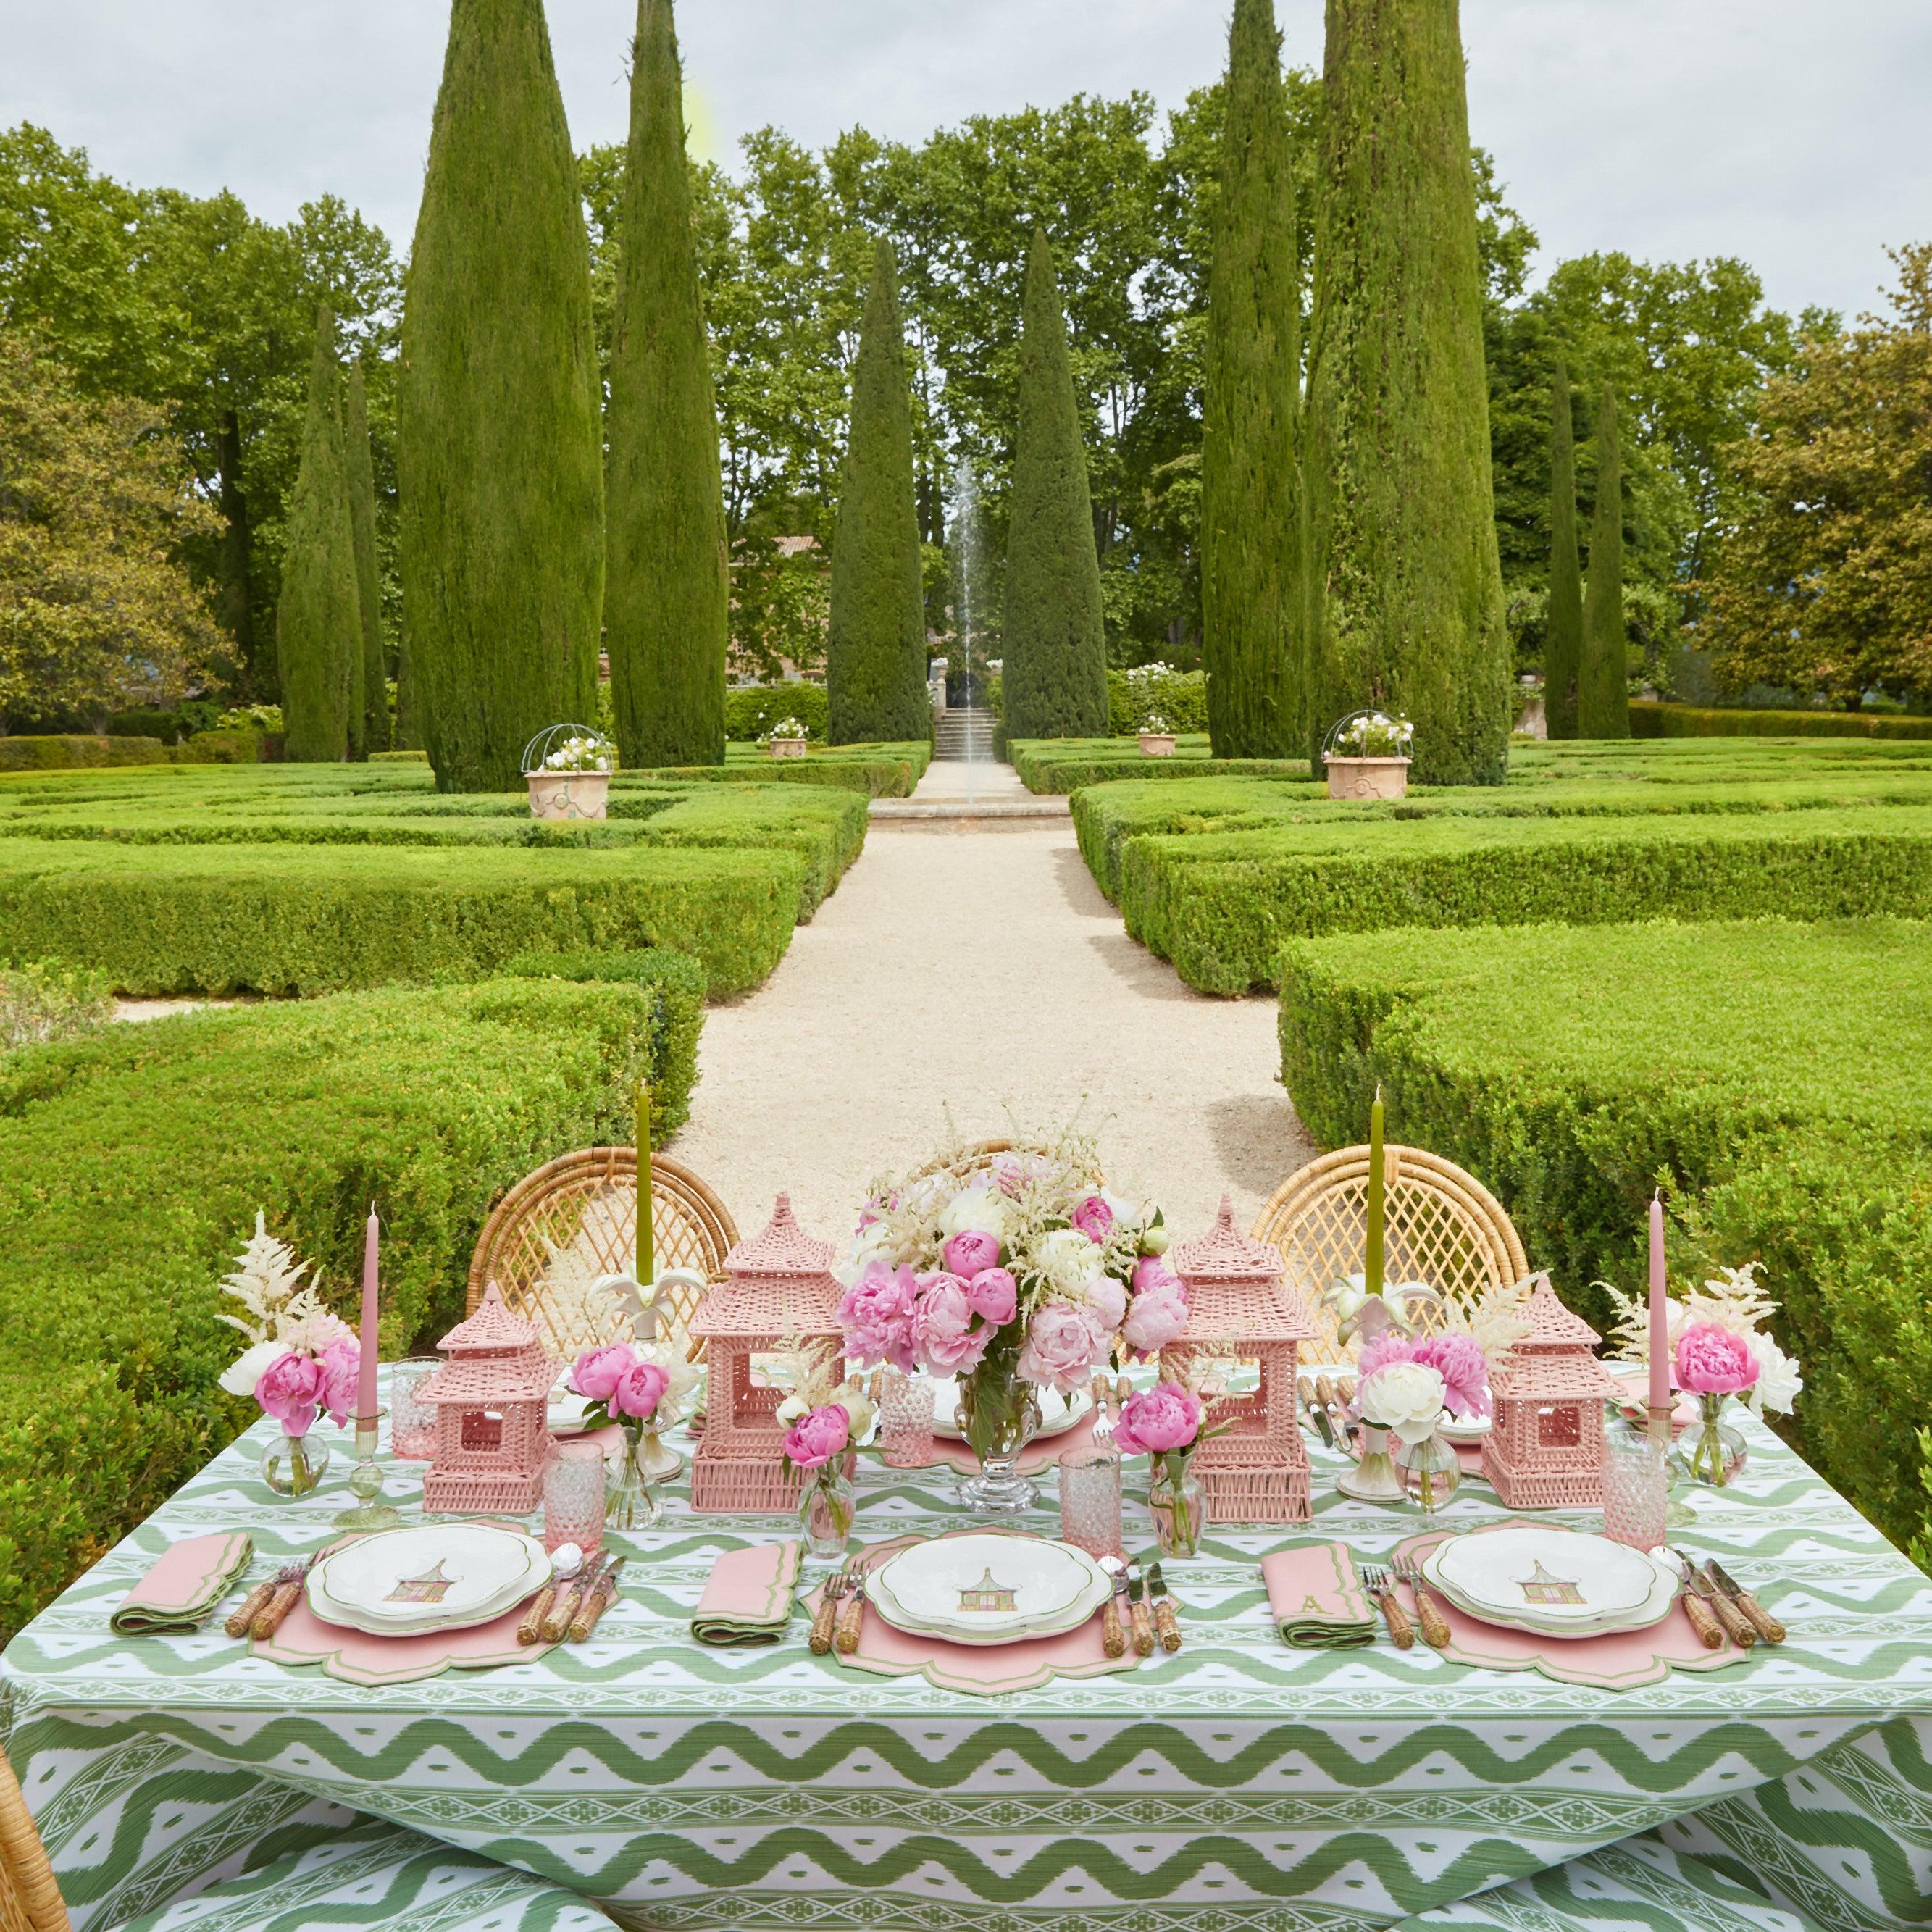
[1604,1258,1801,1417]
[1434,1275,1534,1377]
[217,1210,337,1347]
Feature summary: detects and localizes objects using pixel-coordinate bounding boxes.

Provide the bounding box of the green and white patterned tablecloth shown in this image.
[4,1379,1930,1932]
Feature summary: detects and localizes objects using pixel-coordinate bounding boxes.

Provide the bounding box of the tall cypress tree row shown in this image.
[1302,0,1512,784]
[826,238,930,745]
[1543,356,1583,740]
[1201,0,1302,758]
[399,0,603,792]
[1578,388,1630,737]
[276,307,359,763]
[1003,228,1109,741]
[606,0,729,767]
[344,360,389,754]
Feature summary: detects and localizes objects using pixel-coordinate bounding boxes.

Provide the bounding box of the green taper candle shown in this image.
[1365,1084,1385,1300]
[635,1079,654,1287]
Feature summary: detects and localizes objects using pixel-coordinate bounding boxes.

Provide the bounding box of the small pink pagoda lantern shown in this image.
[1481,1274,1621,1509]
[1161,1196,1319,1523]
[419,1284,557,1514]
[690,1195,845,1513]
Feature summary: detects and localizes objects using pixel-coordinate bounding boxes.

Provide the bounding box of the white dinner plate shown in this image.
[1437,1413,1492,1443]
[869,1534,1112,1646]
[309,1524,551,1636]
[928,1378,1092,1444]
[1422,1527,1677,1639]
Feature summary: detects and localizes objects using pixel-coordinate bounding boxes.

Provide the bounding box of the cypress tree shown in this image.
[1543,356,1583,740]
[1578,387,1630,737]
[826,237,930,745]
[1201,0,1302,758]
[344,360,390,754]
[276,307,359,762]
[399,0,603,792]
[1302,0,1513,783]
[1003,228,1109,740]
[606,0,729,767]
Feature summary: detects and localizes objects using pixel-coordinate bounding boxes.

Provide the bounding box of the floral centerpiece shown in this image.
[216,1211,359,1496]
[1114,1373,1226,1557]
[568,1338,701,1527]
[1330,711,1414,758]
[837,1129,1182,1511]
[766,715,810,758]
[772,1340,877,1556]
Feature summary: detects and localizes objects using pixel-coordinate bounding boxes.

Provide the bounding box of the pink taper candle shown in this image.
[1647,1190,1669,1412]
[356,1204,380,1422]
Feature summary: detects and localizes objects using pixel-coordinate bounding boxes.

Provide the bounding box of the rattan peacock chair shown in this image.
[467,1148,737,1363]
[1252,1145,1530,1366]
[1,1745,67,1932]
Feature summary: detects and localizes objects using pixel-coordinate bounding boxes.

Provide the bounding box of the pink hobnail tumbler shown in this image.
[543,1441,606,1557]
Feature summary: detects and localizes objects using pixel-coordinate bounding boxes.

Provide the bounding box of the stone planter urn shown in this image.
[1325,756,1410,802]
[767,737,808,759]
[527,771,610,821]
[1139,732,1176,757]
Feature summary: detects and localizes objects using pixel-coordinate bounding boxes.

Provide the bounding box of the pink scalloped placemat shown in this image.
[806,1531,1142,1696]
[254,1597,559,1685]
[1395,1525,1752,1689]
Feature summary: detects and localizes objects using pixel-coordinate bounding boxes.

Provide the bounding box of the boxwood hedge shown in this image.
[1630,699,1932,740]
[0,973,690,1639]
[1010,736,1313,794]
[1276,917,1932,1557]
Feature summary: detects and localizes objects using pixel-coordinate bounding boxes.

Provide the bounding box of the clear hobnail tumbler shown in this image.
[879,1368,937,1468]
[543,1442,606,1557]
[389,1366,438,1460]
[1059,1450,1124,1560]
[1602,1417,1668,1552]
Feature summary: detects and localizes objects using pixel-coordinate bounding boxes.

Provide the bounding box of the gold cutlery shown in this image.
[1146,1560,1182,1652]
[1358,1563,1414,1649]
[1297,1376,1336,1448]
[810,1560,853,1655]
[1706,1559,1784,1644]
[1125,1560,1156,1657]
[569,1557,626,1640]
[1671,1550,1755,1649]
[1392,1555,1452,1649]
[835,1570,869,1655]
[1097,1555,1129,1658]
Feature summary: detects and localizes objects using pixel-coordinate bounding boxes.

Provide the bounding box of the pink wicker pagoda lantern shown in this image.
[1161,1196,1319,1523]
[419,1284,556,1514]
[690,1195,845,1514]
[1481,1274,1621,1509]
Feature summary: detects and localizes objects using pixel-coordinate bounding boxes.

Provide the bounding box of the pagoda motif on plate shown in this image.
[418,1284,558,1514]
[689,1195,846,1513]
[1480,1273,1621,1509]
[1160,1195,1319,1523]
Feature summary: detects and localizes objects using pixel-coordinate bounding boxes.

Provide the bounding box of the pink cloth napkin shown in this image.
[691,1541,802,1645]
[1262,1540,1376,1647]
[111,1532,254,1634]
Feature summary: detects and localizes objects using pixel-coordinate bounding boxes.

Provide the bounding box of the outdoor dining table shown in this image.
[4,1372,1930,1932]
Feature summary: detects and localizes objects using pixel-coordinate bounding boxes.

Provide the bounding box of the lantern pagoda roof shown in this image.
[437,1283,542,1355]
[1489,1276,1619,1401]
[422,1284,556,1403]
[1171,1197,1318,1344]
[692,1194,842,1339]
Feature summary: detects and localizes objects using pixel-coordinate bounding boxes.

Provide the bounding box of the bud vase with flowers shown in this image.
[1114,1378,1225,1558]
[774,1340,877,1558]
[569,1339,700,1529]
[1674,1323,1759,1486]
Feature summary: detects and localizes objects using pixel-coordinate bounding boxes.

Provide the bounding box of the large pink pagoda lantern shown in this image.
[1481,1274,1621,1509]
[1161,1197,1319,1523]
[419,1284,556,1514]
[690,1195,845,1513]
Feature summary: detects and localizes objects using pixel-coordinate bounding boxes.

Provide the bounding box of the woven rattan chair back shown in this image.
[0,1745,68,1932]
[467,1149,738,1362]
[1253,1145,1529,1367]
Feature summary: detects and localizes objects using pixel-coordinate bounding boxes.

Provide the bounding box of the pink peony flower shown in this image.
[1113,1382,1204,1457]
[571,1342,637,1403]
[1016,1301,1110,1392]
[965,1266,1018,1325]
[839,1260,921,1373]
[1410,1334,1490,1419]
[609,1360,670,1422]
[1071,1194,1114,1243]
[1355,1332,1421,1382]
[913,1272,991,1376]
[1676,1321,1761,1397]
[991,1155,1025,1197]
[1084,1274,1126,1334]
[1122,1275,1189,1357]
[1132,1254,1184,1299]
[317,1336,360,1426]
[943,1229,1002,1278]
[255,1350,325,1437]
[783,1403,851,1471]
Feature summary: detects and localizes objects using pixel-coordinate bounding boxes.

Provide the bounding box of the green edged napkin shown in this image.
[691,1540,801,1646]
[1263,1540,1377,1648]
[112,1532,254,1635]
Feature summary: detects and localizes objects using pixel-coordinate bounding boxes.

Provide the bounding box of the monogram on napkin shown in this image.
[691,1542,802,1646]
[112,1532,255,1635]
[1263,1541,1376,1648]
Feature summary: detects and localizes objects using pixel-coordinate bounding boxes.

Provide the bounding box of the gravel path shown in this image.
[668,758,1314,1250]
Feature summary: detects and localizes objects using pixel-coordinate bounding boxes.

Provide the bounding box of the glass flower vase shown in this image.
[800,1465,857,1560]
[956,1358,1042,1515]
[261,1430,330,1499]
[1394,1426,1461,1519]
[606,1430,662,1531]
[1678,1392,1748,1488]
[1147,1460,1204,1560]
[1335,1421,1409,1503]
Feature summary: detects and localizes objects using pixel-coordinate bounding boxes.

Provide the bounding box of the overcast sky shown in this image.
[7,0,1928,322]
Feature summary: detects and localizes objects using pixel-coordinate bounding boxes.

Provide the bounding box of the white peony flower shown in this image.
[1037,1226,1105,1299]
[835,1380,877,1442]
[940,1185,1008,1242]
[1744,1332,1803,1416]
[1359,1360,1447,1445]
[775,1392,809,1427]
[219,1338,289,1398]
